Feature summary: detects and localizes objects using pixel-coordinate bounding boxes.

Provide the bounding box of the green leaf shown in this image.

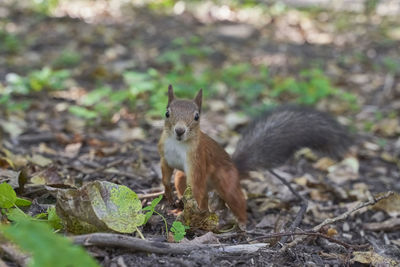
[35,213,47,219]
[170,221,189,242]
[143,195,163,224]
[6,208,28,222]
[81,86,112,106]
[15,197,32,207]
[69,106,98,119]
[0,182,17,208]
[47,206,63,230]
[0,217,99,267]
[56,181,145,234]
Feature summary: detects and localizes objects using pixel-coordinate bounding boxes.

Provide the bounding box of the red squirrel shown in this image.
[158,85,351,228]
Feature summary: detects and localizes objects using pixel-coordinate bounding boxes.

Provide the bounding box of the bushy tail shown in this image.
[232,106,352,174]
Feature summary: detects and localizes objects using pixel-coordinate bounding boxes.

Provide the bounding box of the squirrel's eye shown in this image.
[194,113,199,121]
[165,111,170,118]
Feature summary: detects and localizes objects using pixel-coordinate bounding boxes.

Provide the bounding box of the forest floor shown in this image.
[1,1,400,266]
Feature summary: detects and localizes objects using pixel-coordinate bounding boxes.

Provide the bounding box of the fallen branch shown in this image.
[0,258,8,267]
[0,243,30,267]
[269,169,308,244]
[280,191,395,252]
[244,231,369,250]
[73,233,271,255]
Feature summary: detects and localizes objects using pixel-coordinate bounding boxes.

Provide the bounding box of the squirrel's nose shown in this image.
[175,127,186,137]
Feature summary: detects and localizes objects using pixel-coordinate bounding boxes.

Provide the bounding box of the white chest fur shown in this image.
[164,137,189,172]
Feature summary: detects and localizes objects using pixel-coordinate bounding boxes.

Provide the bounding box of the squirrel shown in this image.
[158,85,352,228]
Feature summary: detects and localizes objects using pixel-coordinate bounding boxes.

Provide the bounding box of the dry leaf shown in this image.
[313,157,336,171]
[364,218,400,232]
[373,192,400,217]
[326,228,338,237]
[255,214,280,229]
[0,169,22,189]
[64,143,82,158]
[352,251,399,266]
[373,118,399,137]
[29,154,52,167]
[327,157,359,184]
[182,232,219,245]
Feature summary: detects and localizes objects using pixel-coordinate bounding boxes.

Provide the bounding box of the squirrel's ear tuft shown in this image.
[194,89,202,112]
[167,85,174,106]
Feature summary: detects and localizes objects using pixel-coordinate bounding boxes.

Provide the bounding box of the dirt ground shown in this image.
[1,1,400,266]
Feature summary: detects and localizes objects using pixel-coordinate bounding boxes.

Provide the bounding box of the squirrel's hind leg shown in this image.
[213,169,247,227]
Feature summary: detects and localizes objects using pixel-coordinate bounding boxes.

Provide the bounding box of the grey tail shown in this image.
[232,105,352,174]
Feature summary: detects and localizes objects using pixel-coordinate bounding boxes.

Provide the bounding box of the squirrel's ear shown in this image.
[194,89,202,112]
[167,85,174,106]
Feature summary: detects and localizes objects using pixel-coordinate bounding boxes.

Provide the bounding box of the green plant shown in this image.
[1,68,70,114]
[0,182,63,230]
[68,85,135,121]
[170,221,189,242]
[0,183,31,209]
[0,30,20,54]
[142,195,190,241]
[143,195,169,237]
[53,50,81,68]
[271,68,358,108]
[5,67,70,93]
[382,57,400,74]
[272,69,334,105]
[1,217,99,267]
[31,0,60,15]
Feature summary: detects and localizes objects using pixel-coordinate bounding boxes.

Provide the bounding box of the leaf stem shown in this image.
[154,211,169,238]
[136,227,145,240]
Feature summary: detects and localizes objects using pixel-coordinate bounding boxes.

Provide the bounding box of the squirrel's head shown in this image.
[163,85,202,142]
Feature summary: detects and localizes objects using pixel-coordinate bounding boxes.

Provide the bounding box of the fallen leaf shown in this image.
[0,169,21,189]
[255,214,280,229]
[364,218,400,232]
[29,154,52,167]
[0,117,26,139]
[327,157,359,184]
[348,183,371,201]
[313,157,336,171]
[30,167,63,185]
[225,112,249,130]
[352,251,399,266]
[182,232,219,245]
[64,143,82,158]
[373,192,400,217]
[373,118,399,137]
[56,181,145,234]
[310,189,330,201]
[326,228,338,237]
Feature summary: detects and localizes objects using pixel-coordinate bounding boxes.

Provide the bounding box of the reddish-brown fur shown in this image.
[158,86,247,225]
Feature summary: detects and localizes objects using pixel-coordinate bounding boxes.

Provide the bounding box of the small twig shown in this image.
[269,169,308,244]
[280,191,395,252]
[311,191,394,232]
[138,191,164,199]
